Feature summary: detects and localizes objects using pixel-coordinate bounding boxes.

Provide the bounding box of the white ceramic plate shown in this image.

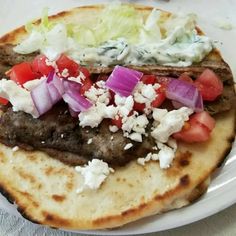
[0,0,236,235]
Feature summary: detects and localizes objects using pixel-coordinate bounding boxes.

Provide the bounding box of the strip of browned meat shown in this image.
[0,103,156,166]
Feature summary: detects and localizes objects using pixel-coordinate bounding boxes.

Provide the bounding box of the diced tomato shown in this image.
[151,84,166,108]
[32,55,54,76]
[96,74,108,82]
[173,111,215,143]
[0,97,8,105]
[173,121,210,142]
[133,102,145,112]
[151,92,166,108]
[156,76,172,86]
[133,83,166,112]
[141,75,156,85]
[80,77,93,95]
[194,69,223,101]
[191,111,215,131]
[109,90,115,105]
[79,66,90,78]
[10,62,38,85]
[178,73,193,84]
[56,54,79,78]
[111,116,122,129]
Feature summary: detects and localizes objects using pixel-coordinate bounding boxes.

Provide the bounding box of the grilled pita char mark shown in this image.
[0,44,235,115]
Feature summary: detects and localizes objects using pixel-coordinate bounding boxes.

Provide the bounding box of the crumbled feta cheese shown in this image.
[135,107,193,169]
[137,143,175,168]
[152,108,168,122]
[141,84,156,100]
[23,77,46,91]
[96,80,106,88]
[121,115,136,133]
[75,159,114,193]
[114,94,126,106]
[45,58,57,68]
[118,106,130,117]
[128,132,142,142]
[137,152,153,166]
[61,68,69,78]
[0,79,39,118]
[87,138,93,144]
[151,153,159,161]
[79,101,118,128]
[79,103,106,128]
[110,136,114,140]
[85,81,110,105]
[137,157,147,166]
[134,93,148,104]
[167,138,177,151]
[104,105,118,119]
[151,107,193,143]
[124,143,133,150]
[12,146,19,152]
[124,96,134,112]
[122,113,148,136]
[68,71,86,84]
[133,82,158,112]
[133,115,149,133]
[157,143,175,169]
[85,87,99,102]
[109,125,119,133]
[114,95,134,117]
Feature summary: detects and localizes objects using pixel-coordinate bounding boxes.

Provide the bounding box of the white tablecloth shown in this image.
[1,203,236,236]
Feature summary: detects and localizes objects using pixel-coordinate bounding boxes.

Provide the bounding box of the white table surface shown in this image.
[1,0,236,235]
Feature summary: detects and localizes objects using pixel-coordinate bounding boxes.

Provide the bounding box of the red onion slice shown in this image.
[31,80,54,116]
[166,79,203,112]
[195,92,204,113]
[62,80,92,112]
[105,66,143,97]
[62,91,92,112]
[31,72,64,116]
[172,100,184,109]
[47,72,64,99]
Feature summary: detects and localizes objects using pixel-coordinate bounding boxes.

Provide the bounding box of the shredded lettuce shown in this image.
[16,4,166,53]
[14,31,44,54]
[14,3,204,66]
[66,3,145,46]
[164,13,197,37]
[73,26,97,46]
[42,23,68,60]
[93,3,143,45]
[139,9,162,44]
[25,7,56,33]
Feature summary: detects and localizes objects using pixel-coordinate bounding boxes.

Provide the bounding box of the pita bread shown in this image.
[0,4,235,230]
